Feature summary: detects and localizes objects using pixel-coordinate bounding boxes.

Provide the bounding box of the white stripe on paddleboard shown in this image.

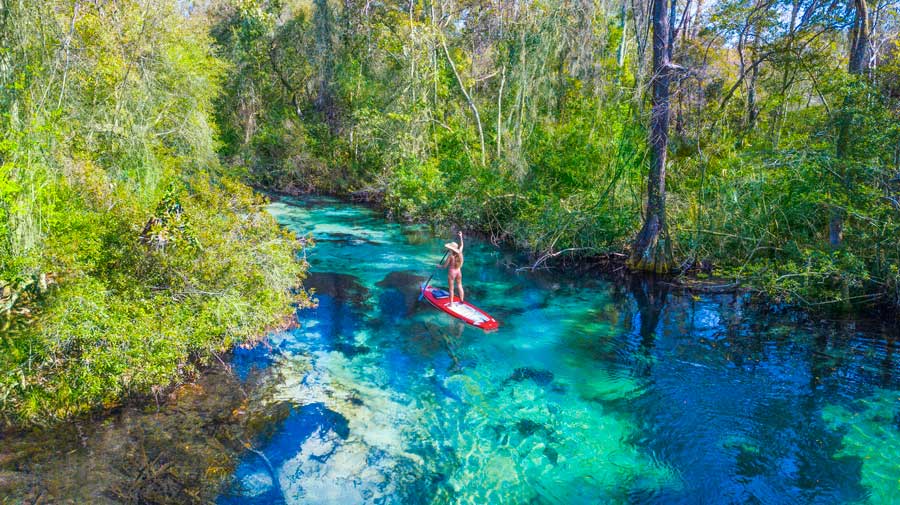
[446,302,489,324]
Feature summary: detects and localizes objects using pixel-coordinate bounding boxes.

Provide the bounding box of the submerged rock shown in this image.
[516,419,545,437]
[332,342,371,358]
[377,288,413,323]
[0,363,271,504]
[373,271,430,320]
[304,272,370,306]
[238,471,274,497]
[374,270,425,290]
[507,367,555,386]
[549,382,568,394]
[315,232,382,246]
[431,374,462,403]
[542,446,559,465]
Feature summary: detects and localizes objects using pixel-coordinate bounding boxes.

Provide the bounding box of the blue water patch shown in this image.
[217,196,900,504]
[231,341,280,381]
[376,288,409,325]
[219,403,350,504]
[292,294,364,354]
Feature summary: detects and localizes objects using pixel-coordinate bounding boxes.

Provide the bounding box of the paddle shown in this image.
[419,249,450,301]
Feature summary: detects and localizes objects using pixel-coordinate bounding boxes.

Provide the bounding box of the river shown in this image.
[220,196,900,504]
[2,195,898,504]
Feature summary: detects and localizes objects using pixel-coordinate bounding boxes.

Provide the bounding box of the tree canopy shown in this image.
[2,0,900,426]
[0,0,310,426]
[211,0,900,307]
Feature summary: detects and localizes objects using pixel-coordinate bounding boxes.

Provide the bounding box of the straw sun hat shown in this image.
[444,242,462,255]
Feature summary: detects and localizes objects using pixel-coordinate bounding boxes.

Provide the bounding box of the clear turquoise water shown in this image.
[218,196,900,504]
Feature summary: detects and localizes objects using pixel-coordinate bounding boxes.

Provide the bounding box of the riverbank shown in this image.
[4,194,898,504]
[0,180,313,429]
[0,1,317,430]
[264,186,900,323]
[0,355,285,503]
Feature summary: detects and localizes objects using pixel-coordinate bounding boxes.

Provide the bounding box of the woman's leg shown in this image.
[448,272,455,304]
[456,272,464,303]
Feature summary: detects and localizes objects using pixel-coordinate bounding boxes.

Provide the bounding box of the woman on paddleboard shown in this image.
[440,231,464,305]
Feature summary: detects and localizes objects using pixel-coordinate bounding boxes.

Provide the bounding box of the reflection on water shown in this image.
[2,195,898,504]
[218,196,898,504]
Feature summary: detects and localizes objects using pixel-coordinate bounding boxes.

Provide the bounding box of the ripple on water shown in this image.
[213,196,900,504]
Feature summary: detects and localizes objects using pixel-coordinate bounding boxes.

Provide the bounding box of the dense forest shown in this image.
[0,1,310,426]
[213,0,900,306]
[1,0,899,427]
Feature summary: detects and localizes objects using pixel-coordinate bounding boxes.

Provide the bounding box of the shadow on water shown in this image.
[304,272,370,307]
[374,270,427,323]
[628,276,670,377]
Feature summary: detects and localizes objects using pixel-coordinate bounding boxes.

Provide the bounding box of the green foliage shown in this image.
[0,177,308,425]
[2,0,896,429]
[0,0,310,427]
[212,0,643,251]
[213,0,900,310]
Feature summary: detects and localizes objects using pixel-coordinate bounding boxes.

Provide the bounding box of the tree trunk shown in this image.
[745,25,760,130]
[848,0,872,76]
[313,0,338,133]
[690,0,703,39]
[667,0,677,60]
[439,32,487,166]
[617,0,628,68]
[629,0,675,274]
[497,64,505,159]
[830,0,871,249]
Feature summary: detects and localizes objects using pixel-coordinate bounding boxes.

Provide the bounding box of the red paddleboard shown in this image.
[422,285,499,331]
